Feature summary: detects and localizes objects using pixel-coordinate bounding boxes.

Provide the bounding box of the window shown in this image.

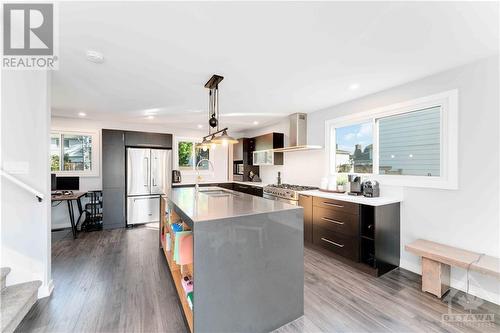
[379,106,440,176]
[326,90,458,189]
[335,122,373,174]
[177,139,210,171]
[51,130,99,176]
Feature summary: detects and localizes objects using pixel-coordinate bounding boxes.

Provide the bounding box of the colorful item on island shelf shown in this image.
[181,275,193,293]
[172,223,183,233]
[173,231,192,263]
[178,234,193,265]
[166,233,172,251]
[187,291,194,309]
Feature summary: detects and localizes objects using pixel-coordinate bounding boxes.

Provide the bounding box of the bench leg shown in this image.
[421,257,450,297]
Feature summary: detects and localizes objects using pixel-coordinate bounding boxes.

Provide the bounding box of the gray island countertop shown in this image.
[168,186,298,223]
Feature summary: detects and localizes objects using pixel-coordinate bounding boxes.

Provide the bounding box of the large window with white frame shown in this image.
[50,130,100,177]
[174,137,212,172]
[326,90,458,189]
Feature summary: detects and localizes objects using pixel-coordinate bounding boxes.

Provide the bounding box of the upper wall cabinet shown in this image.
[124,131,172,148]
[233,139,244,161]
[252,133,284,166]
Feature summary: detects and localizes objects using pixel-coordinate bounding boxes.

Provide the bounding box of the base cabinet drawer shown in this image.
[313,196,359,215]
[313,207,359,237]
[313,226,359,261]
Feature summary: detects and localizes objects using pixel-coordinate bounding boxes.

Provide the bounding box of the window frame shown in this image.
[325,90,458,189]
[50,129,100,177]
[173,136,213,174]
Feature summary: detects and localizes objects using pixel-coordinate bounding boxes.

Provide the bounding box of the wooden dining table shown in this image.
[51,191,86,239]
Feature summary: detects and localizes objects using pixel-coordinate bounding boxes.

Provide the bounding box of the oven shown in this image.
[263,193,298,206]
[233,161,244,175]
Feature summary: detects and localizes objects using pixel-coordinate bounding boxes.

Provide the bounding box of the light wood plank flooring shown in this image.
[17,227,499,333]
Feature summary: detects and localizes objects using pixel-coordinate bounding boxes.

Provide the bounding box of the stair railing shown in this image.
[0,169,45,202]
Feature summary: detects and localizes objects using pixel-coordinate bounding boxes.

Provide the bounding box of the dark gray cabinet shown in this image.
[102,129,126,229]
[298,194,313,243]
[252,133,284,166]
[309,195,400,277]
[102,129,173,229]
[102,187,126,228]
[233,183,263,197]
[124,131,172,148]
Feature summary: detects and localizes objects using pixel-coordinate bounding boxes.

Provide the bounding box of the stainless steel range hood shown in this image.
[273,113,322,152]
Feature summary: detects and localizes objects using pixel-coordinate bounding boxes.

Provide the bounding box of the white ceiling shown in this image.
[52,1,499,132]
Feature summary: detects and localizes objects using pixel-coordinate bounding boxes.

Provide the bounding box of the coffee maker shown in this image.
[348,174,363,196]
[172,170,181,184]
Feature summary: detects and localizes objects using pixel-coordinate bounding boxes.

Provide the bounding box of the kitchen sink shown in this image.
[198,188,234,197]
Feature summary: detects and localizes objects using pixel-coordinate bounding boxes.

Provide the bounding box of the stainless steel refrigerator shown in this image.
[126,148,171,225]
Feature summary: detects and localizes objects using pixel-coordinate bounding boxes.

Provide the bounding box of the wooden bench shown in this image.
[405,239,500,297]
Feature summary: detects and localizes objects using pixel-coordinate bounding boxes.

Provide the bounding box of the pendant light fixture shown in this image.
[196,74,238,148]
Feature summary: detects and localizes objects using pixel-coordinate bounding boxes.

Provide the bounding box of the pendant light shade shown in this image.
[210,130,238,145]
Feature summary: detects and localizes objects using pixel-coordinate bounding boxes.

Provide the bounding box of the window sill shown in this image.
[53,171,99,177]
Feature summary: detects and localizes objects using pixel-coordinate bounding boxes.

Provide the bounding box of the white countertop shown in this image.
[172,181,266,188]
[298,190,402,207]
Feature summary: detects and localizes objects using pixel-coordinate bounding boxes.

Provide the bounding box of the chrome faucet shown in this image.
[195,158,215,192]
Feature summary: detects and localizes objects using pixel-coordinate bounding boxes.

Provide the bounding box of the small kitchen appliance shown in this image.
[172,170,181,183]
[362,180,380,197]
[348,174,363,196]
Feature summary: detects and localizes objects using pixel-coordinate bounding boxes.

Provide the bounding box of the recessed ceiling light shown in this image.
[146,115,155,120]
[78,112,86,117]
[143,108,161,115]
[197,124,203,129]
[253,121,259,125]
[86,50,105,64]
[349,83,360,90]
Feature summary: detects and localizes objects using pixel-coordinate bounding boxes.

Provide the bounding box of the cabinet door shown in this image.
[233,139,243,161]
[233,183,250,194]
[102,130,125,188]
[102,187,125,229]
[298,194,313,243]
[218,183,234,190]
[313,207,359,237]
[125,131,172,148]
[313,226,359,261]
[252,186,263,197]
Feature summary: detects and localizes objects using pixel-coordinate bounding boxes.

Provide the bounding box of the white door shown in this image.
[127,196,160,225]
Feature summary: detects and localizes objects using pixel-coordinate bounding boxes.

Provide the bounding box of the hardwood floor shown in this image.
[17,227,499,333]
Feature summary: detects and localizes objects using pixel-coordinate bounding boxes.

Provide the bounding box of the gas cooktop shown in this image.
[264,184,318,201]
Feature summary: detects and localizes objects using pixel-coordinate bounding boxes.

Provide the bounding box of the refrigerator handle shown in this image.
[152,157,157,187]
[143,157,149,187]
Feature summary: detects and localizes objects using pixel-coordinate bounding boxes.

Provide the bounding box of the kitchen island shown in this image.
[160,187,304,333]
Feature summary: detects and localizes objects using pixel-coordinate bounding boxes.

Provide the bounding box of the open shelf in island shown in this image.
[160,196,193,333]
[161,187,304,333]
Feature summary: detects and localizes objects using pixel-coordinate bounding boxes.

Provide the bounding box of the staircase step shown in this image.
[1,280,41,333]
[1,267,11,290]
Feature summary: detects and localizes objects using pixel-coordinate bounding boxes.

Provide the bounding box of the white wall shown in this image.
[243,56,500,304]
[1,70,52,298]
[50,117,229,228]
[243,119,325,186]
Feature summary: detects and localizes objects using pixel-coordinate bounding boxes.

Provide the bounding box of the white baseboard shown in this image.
[38,279,54,298]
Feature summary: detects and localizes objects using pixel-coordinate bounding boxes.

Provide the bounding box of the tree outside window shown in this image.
[178,140,210,170]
